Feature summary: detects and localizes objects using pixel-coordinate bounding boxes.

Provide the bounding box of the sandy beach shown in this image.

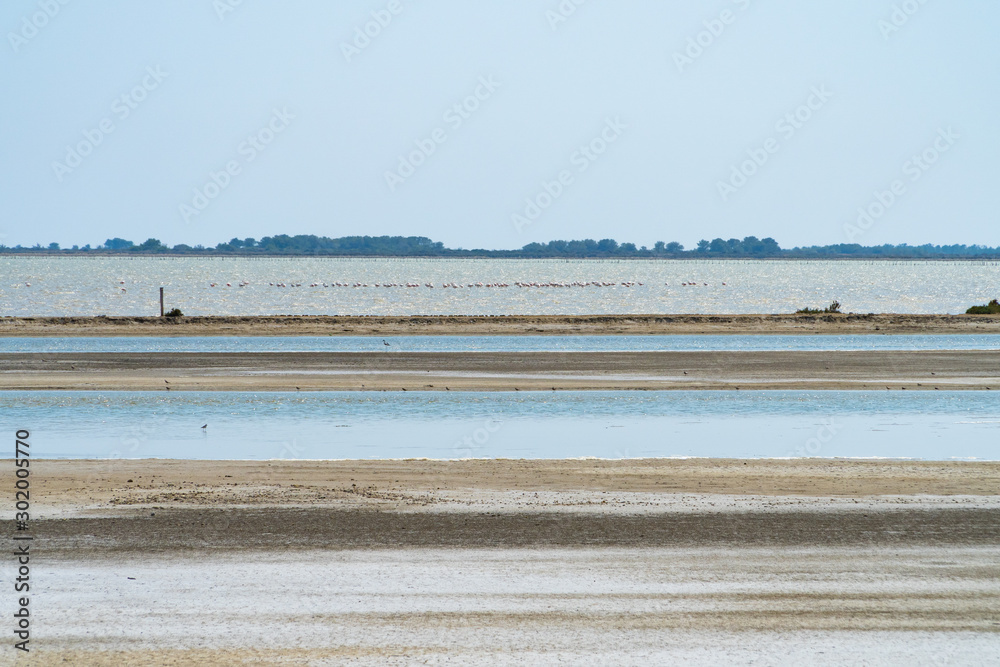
[9,459,1000,664]
[3,313,1000,337]
[3,349,998,391]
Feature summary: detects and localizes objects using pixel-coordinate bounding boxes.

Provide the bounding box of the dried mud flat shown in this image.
[3,313,1000,337]
[10,459,1000,665]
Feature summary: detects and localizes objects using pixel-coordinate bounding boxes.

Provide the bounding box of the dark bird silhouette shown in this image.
[201,424,207,429]
[383,339,390,347]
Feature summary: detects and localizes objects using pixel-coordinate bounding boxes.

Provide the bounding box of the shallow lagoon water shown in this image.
[3,334,999,354]
[4,256,1000,316]
[8,391,998,461]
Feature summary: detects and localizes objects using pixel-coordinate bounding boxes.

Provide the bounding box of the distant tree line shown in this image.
[3,235,1000,259]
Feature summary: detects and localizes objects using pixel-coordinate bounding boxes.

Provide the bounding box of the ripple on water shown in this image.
[3,257,1000,315]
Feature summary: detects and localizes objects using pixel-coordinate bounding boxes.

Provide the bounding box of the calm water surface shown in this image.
[7,391,998,461]
[4,256,999,316]
[3,335,999,354]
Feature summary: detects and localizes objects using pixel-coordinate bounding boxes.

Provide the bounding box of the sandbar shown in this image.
[2,349,998,391]
[2,313,1000,337]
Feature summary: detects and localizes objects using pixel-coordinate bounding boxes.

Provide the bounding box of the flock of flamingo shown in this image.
[193,280,728,289]
[15,279,727,293]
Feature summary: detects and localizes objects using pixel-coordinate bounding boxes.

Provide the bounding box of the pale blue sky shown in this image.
[1,1,997,250]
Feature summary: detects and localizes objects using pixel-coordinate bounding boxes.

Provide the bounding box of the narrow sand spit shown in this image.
[6,459,999,664]
[2,313,1000,337]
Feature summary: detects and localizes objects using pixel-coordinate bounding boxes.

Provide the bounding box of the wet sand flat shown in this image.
[27,547,1000,666]
[11,459,1000,665]
[17,459,1000,558]
[3,349,998,391]
[20,459,1000,555]
[25,458,1000,510]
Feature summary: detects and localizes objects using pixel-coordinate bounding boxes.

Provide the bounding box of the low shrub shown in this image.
[796,301,842,315]
[966,299,1000,315]
[164,308,184,318]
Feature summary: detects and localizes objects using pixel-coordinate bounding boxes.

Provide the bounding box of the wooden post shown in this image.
[159,287,164,317]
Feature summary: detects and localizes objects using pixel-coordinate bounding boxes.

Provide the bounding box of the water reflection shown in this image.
[6,390,998,461]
